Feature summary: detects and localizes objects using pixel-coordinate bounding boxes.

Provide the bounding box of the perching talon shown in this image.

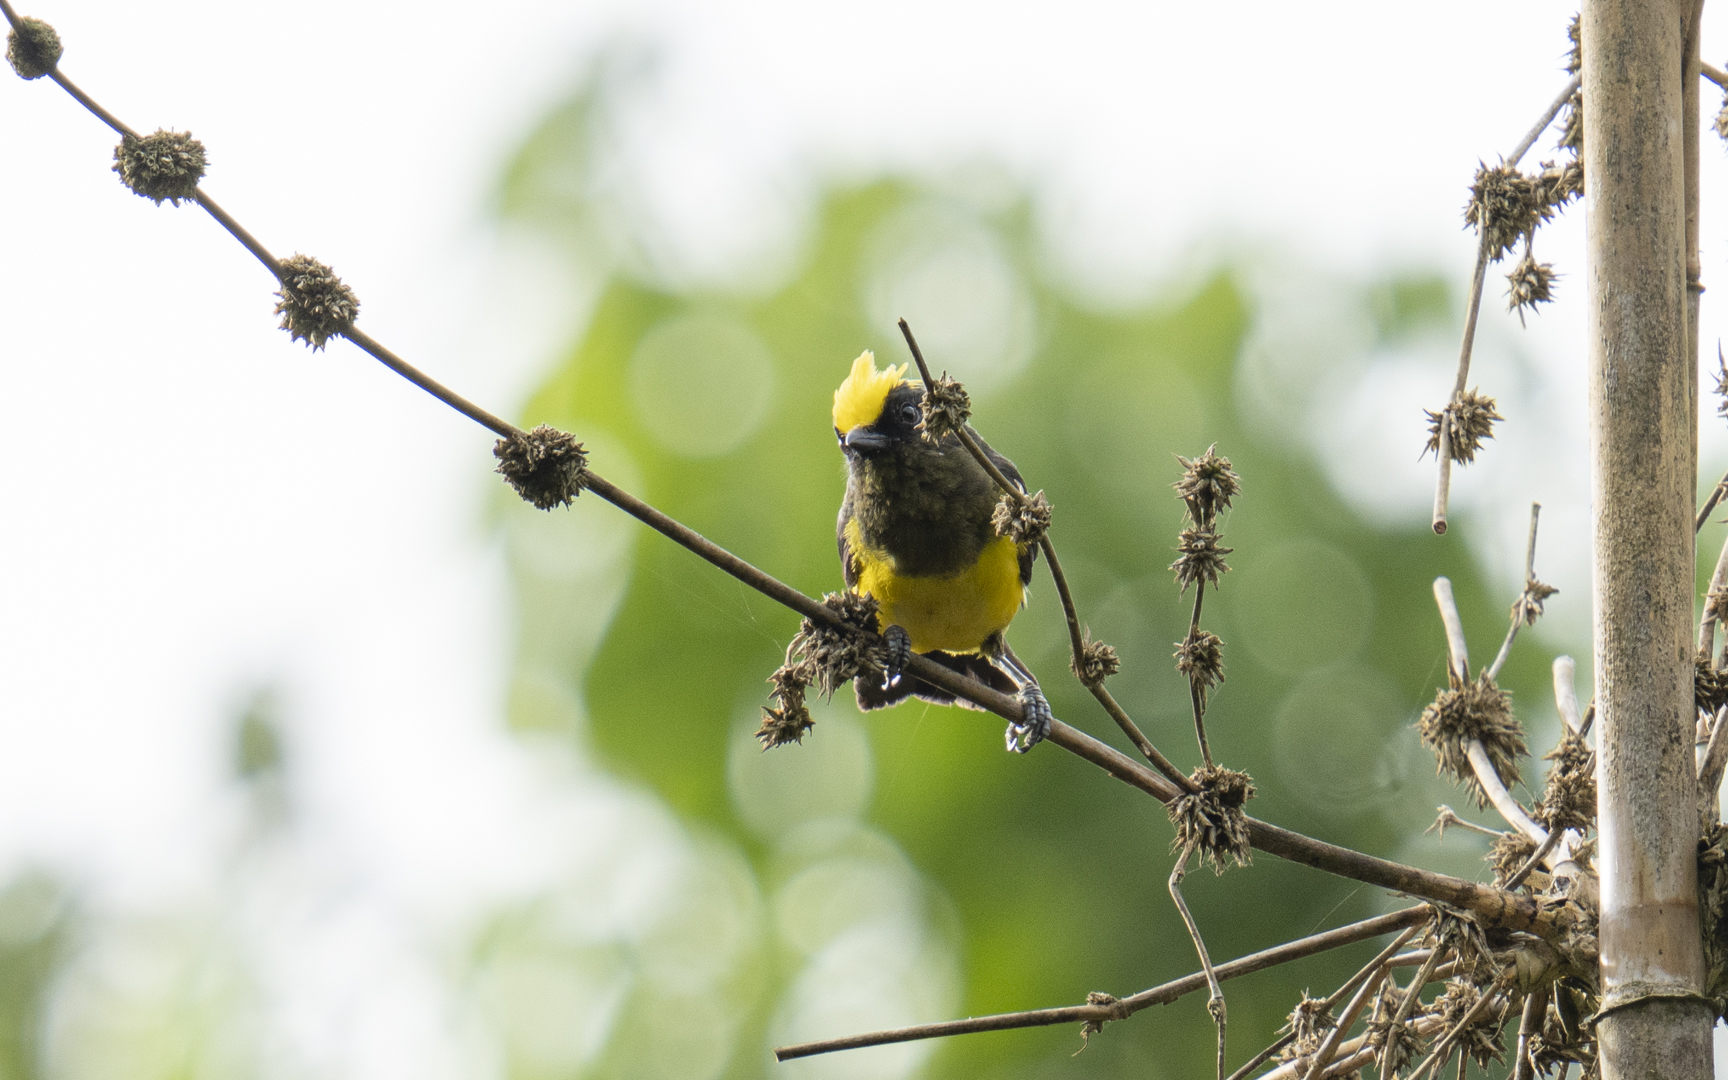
[1005,684,1052,753]
[883,624,911,689]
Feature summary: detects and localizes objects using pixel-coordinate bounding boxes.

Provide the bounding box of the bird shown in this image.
[832,350,1052,751]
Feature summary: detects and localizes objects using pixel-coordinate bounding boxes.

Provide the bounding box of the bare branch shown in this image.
[772,907,1429,1061]
[1699,526,1728,655]
[1704,60,1728,88]
[1696,467,1728,533]
[1486,503,1546,680]
[1433,578,1472,684]
[1170,844,1227,1080]
[1433,74,1581,534]
[897,318,1198,792]
[1465,740,1550,847]
[1698,706,1728,828]
[1553,656,1584,734]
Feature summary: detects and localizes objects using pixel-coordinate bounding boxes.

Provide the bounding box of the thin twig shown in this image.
[1486,503,1542,680]
[1381,946,1449,1077]
[1698,525,1728,655]
[1552,657,1583,734]
[1230,925,1424,1080]
[1698,706,1728,828]
[1405,970,1512,1080]
[1304,968,1387,1080]
[772,907,1429,1061]
[896,318,1198,791]
[1434,577,1471,684]
[1434,74,1580,535]
[1705,60,1728,88]
[1512,985,1551,1080]
[1189,582,1214,767]
[1428,805,1507,840]
[1504,823,1565,889]
[1465,740,1551,848]
[1696,467,1728,533]
[1509,73,1584,165]
[1433,579,1551,849]
[1170,843,1228,1080]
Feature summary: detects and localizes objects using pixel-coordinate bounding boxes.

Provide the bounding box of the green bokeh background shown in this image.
[479,69,1564,1080]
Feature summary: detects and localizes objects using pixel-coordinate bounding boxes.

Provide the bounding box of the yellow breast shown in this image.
[846,519,1026,654]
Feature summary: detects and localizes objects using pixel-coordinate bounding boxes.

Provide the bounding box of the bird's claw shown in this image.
[882,624,911,689]
[1005,685,1052,753]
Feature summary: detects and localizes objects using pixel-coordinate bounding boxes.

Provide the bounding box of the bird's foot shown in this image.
[882,624,911,689]
[1005,684,1052,753]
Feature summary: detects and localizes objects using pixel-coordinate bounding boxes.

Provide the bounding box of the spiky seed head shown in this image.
[1071,629,1120,687]
[992,490,1051,546]
[1431,910,1496,977]
[757,664,815,749]
[1430,980,1508,1070]
[832,350,910,435]
[494,424,589,509]
[1174,630,1225,706]
[112,130,207,205]
[1173,445,1240,526]
[917,371,971,443]
[1717,98,1728,143]
[1534,730,1596,835]
[1168,764,1255,874]
[1710,586,1728,627]
[1417,676,1526,808]
[1507,254,1558,319]
[1698,654,1728,717]
[1713,349,1728,423]
[1516,579,1560,626]
[1535,159,1584,209]
[788,591,886,700]
[5,17,61,79]
[274,253,359,349]
[1466,163,1542,262]
[1565,14,1580,74]
[1367,1013,1424,1079]
[1281,995,1337,1057]
[1488,829,1538,888]
[1559,89,1583,156]
[1171,527,1232,592]
[1424,389,1503,465]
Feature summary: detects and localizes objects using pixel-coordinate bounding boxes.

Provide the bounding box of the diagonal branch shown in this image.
[773,907,1430,1061]
[1432,73,1581,535]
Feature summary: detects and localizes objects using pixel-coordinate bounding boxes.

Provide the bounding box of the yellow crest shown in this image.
[832,351,911,433]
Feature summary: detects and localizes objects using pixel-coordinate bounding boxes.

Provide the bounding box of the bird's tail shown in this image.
[853,650,1018,712]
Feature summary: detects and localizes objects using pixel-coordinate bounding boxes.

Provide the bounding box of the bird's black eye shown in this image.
[899,402,921,427]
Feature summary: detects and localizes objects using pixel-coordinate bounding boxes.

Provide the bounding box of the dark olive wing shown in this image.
[969,427,1041,587]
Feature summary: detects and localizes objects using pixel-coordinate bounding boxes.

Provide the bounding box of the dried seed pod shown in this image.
[1173,445,1240,526]
[757,664,815,749]
[5,16,60,80]
[916,372,971,443]
[1466,163,1541,262]
[1488,829,1538,888]
[1429,979,1508,1070]
[1507,253,1558,319]
[494,424,589,509]
[1070,630,1120,687]
[1168,764,1255,873]
[1424,389,1503,465]
[112,129,207,205]
[274,253,359,349]
[992,490,1052,546]
[1417,676,1526,808]
[1174,629,1225,707]
[787,591,886,700]
[1171,527,1232,591]
[1534,730,1596,835]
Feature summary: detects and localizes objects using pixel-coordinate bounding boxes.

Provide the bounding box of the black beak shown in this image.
[842,427,890,453]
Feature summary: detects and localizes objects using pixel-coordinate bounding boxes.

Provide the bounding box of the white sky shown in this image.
[2,0,1725,1074]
